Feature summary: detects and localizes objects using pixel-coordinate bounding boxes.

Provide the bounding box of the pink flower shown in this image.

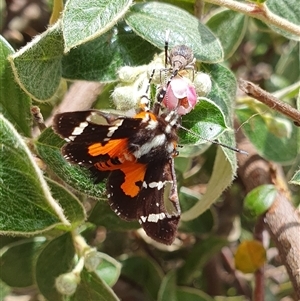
[162,76,198,115]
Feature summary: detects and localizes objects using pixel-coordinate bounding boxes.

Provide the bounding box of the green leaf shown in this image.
[92,252,121,287]
[274,41,299,84]
[179,189,214,234]
[176,287,214,301]
[0,35,31,137]
[266,0,300,41]
[125,2,223,63]
[181,148,236,222]
[204,63,238,167]
[62,23,158,81]
[180,98,227,145]
[0,237,46,287]
[8,22,64,101]
[235,103,298,163]
[178,237,227,285]
[158,271,177,301]
[36,233,75,301]
[244,184,277,217]
[0,115,70,235]
[181,64,238,221]
[290,169,300,186]
[36,127,106,199]
[206,10,248,59]
[88,201,140,231]
[71,268,119,301]
[214,297,249,301]
[46,178,86,228]
[62,0,132,51]
[203,63,236,126]
[0,279,11,299]
[121,256,164,300]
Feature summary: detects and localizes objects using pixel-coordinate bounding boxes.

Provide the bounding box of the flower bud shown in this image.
[55,272,80,296]
[193,72,212,96]
[147,56,165,85]
[84,249,102,272]
[111,85,139,111]
[118,66,146,83]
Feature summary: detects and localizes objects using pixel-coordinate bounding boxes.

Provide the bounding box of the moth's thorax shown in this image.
[128,110,179,163]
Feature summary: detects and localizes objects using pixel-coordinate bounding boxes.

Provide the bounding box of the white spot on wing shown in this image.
[147,213,166,222]
[71,121,88,136]
[148,181,173,190]
[106,120,124,138]
[140,216,147,223]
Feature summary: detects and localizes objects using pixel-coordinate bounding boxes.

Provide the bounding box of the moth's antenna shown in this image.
[179,124,248,155]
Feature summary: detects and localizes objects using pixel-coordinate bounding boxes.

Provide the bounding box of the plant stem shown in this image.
[204,0,300,36]
[238,79,300,126]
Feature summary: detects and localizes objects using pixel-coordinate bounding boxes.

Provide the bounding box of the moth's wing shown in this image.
[107,163,147,220]
[137,158,180,245]
[53,110,140,142]
[53,110,142,166]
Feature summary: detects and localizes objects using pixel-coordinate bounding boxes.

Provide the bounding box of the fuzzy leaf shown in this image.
[181,64,238,221]
[266,0,300,41]
[0,238,46,287]
[62,23,158,81]
[8,23,64,101]
[121,256,163,300]
[0,35,31,137]
[71,268,120,301]
[206,10,248,59]
[236,103,298,164]
[62,0,132,51]
[125,2,223,62]
[0,115,70,235]
[36,233,75,301]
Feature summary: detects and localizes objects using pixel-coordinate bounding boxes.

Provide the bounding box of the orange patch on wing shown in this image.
[120,162,147,197]
[88,139,128,157]
[134,111,157,121]
[91,138,137,171]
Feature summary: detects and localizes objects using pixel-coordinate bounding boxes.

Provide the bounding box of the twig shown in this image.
[204,0,300,36]
[235,124,300,299]
[238,78,300,126]
[31,106,46,131]
[253,217,265,301]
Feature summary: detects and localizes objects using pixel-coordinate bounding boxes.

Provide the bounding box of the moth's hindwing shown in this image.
[108,158,180,245]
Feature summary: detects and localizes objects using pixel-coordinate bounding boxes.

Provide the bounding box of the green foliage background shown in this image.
[0,0,299,300]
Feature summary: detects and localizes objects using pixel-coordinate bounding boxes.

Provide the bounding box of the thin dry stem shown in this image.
[238,79,300,126]
[204,0,300,36]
